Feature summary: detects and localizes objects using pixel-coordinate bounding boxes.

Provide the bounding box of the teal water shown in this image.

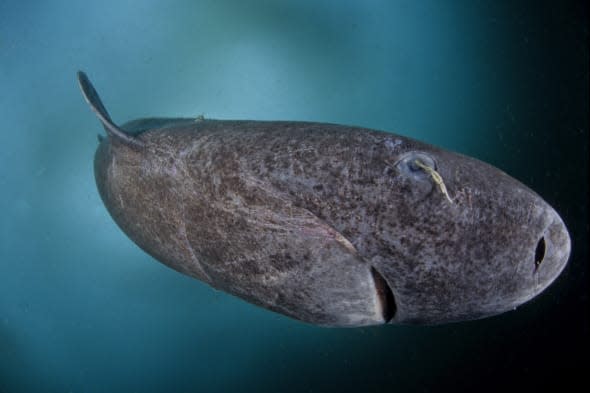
[0,1,587,392]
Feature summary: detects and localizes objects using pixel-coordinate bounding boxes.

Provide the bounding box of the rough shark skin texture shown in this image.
[79,72,571,327]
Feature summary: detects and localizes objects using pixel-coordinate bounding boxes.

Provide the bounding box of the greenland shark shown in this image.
[78,71,570,327]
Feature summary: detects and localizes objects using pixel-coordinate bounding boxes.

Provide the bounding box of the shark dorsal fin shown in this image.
[77,71,144,148]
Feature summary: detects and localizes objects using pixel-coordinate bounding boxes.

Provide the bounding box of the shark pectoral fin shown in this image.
[183,180,393,327]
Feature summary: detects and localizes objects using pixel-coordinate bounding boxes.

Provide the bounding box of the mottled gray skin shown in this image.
[79,72,571,327]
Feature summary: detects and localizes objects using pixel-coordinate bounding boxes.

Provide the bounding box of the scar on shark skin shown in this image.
[414,159,454,204]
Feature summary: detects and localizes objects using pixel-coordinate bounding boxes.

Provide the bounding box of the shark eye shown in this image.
[395,152,436,180]
[534,237,546,271]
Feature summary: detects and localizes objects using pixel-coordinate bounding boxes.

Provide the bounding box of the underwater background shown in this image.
[0,1,587,392]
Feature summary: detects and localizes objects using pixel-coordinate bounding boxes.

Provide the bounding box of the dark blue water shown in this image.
[1,1,587,392]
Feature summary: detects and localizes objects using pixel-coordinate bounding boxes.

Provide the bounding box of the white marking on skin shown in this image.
[179,220,211,282]
[333,232,357,254]
[178,141,199,159]
[110,155,118,178]
[175,189,211,281]
[385,139,403,150]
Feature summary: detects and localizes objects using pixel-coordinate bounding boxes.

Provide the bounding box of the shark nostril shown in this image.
[534,237,546,271]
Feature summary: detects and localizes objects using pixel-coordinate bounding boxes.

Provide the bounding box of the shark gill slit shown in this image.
[370,266,396,322]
